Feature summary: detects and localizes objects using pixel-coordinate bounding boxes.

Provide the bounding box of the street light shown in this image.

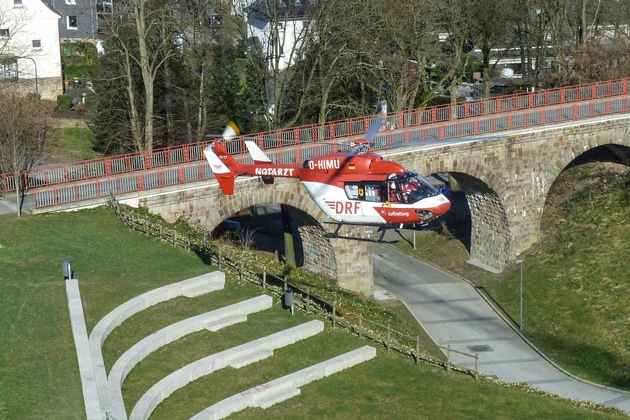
[17,56,41,149]
[17,56,38,98]
[515,259,524,330]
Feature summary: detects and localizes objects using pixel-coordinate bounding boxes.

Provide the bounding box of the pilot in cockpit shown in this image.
[388,181,400,202]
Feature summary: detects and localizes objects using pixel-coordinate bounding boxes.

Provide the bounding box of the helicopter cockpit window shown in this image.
[391,172,439,204]
[388,181,401,202]
[364,184,382,202]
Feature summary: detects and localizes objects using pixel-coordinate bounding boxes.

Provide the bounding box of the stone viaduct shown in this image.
[133,116,630,295]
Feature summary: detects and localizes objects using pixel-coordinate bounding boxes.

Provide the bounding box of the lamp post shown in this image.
[17,56,41,149]
[515,259,524,330]
[17,56,38,97]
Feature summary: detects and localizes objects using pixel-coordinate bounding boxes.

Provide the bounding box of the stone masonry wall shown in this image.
[138,117,630,289]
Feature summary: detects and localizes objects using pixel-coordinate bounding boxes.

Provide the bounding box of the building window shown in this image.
[0,29,9,38]
[97,0,112,16]
[0,58,17,79]
[32,40,42,49]
[67,16,78,30]
[14,0,23,7]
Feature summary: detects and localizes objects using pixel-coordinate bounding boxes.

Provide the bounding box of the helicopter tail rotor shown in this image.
[365,116,384,142]
[222,120,240,141]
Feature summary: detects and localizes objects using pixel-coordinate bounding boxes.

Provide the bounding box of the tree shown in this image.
[438,0,476,105]
[281,0,367,124]
[172,1,248,139]
[373,0,449,110]
[468,0,514,97]
[95,0,178,153]
[238,0,317,130]
[0,87,48,217]
[533,0,630,86]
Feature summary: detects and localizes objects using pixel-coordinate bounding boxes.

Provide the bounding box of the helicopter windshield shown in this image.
[390,172,439,204]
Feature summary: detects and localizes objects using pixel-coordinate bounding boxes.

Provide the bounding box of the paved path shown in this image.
[372,243,630,415]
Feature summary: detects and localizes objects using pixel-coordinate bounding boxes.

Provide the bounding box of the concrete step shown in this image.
[190,345,377,420]
[256,386,301,409]
[182,272,225,297]
[204,314,248,332]
[129,320,325,420]
[229,349,274,369]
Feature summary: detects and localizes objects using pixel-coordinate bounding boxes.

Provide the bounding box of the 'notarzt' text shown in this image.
[254,167,295,177]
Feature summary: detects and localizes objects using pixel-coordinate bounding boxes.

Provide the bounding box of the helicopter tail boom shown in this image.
[203,141,241,195]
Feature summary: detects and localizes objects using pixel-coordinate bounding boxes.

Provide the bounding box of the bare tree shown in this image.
[534,0,630,86]
[468,0,514,97]
[438,0,476,105]
[99,0,177,152]
[375,0,448,110]
[0,87,48,217]
[172,1,242,141]
[238,0,316,130]
[0,6,30,58]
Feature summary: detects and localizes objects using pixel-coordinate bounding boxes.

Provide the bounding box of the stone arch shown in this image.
[195,178,337,278]
[546,130,630,201]
[141,177,374,295]
[398,151,513,271]
[445,161,510,272]
[423,155,510,200]
[198,178,325,233]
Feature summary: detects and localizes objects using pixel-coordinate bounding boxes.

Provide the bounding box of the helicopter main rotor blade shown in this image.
[365,117,385,142]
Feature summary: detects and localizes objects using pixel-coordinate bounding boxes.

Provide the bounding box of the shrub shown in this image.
[84,95,96,112]
[57,94,73,112]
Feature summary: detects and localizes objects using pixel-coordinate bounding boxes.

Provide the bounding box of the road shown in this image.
[372,242,630,415]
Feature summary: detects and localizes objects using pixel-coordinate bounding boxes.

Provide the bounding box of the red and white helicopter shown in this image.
[204,121,451,228]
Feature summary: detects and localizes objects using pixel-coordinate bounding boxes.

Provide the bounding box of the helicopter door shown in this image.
[343,183,379,216]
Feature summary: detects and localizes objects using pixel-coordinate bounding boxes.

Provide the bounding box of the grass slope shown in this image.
[396,163,630,390]
[0,205,626,418]
[45,127,101,160]
[0,208,210,418]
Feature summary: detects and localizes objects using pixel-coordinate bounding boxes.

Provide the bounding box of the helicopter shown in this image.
[203,121,451,228]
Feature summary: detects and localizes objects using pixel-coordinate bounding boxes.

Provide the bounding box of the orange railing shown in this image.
[17,78,630,208]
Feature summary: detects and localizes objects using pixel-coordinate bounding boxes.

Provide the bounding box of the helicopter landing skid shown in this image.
[324,222,434,244]
[322,223,403,243]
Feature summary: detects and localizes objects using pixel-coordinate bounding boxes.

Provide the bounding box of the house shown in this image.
[43,0,112,42]
[245,0,314,71]
[0,0,63,100]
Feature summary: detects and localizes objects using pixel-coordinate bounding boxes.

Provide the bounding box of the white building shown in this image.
[243,0,313,71]
[0,0,62,100]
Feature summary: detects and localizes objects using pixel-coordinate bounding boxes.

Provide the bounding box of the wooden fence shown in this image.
[109,194,479,379]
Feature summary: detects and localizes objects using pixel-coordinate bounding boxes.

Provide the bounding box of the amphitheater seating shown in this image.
[128,320,325,420]
[190,346,377,420]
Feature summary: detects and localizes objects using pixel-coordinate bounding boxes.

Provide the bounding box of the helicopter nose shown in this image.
[435,199,451,215]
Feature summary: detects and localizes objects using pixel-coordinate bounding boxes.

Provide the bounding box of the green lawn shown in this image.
[0,206,625,419]
[45,127,101,160]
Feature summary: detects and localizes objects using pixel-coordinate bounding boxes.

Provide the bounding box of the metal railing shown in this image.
[20,78,630,208]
